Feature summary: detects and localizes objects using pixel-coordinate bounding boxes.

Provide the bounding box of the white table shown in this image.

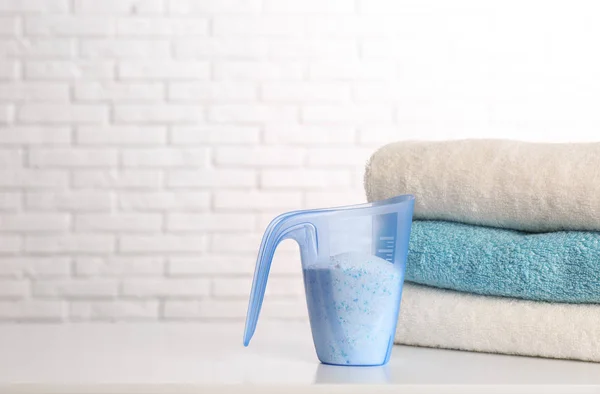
[1,322,599,394]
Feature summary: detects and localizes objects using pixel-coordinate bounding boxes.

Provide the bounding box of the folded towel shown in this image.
[396,283,600,362]
[407,220,600,303]
[364,139,600,232]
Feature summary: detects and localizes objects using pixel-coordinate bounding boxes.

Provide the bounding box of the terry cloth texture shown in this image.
[406,220,600,303]
[365,139,600,232]
[396,283,600,362]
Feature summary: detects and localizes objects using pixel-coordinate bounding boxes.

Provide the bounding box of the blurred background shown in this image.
[1,0,600,323]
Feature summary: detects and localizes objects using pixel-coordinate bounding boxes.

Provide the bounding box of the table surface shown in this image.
[1,322,600,394]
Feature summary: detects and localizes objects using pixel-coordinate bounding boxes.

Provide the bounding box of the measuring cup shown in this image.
[244,194,415,366]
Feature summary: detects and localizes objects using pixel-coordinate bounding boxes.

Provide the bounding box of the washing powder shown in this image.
[303,252,403,365]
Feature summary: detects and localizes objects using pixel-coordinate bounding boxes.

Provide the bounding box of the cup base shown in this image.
[319,360,388,367]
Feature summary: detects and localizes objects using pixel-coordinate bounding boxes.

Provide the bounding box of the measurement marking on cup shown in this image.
[377,237,395,262]
[373,212,398,263]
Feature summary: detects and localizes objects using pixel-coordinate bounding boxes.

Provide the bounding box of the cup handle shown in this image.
[243,214,317,346]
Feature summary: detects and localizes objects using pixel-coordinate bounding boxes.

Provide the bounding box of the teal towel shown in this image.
[406,221,600,303]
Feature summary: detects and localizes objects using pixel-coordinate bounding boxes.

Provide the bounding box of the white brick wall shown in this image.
[1,0,600,323]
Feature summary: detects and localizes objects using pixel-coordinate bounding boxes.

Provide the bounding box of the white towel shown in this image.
[396,283,600,362]
[365,139,600,232]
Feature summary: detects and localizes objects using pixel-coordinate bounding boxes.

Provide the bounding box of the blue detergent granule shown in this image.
[303,252,403,366]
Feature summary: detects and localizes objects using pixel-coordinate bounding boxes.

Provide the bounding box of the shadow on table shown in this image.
[313,363,391,384]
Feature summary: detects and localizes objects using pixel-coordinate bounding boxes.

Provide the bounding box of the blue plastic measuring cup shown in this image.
[243,194,415,366]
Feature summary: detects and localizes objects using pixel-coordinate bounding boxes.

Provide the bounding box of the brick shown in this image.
[213,277,303,297]
[0,149,21,167]
[168,82,257,101]
[34,279,118,298]
[167,169,256,188]
[0,17,18,36]
[167,213,255,232]
[357,0,406,14]
[308,15,402,37]
[302,105,393,123]
[75,0,163,14]
[174,39,267,59]
[0,127,71,145]
[215,146,303,167]
[118,191,210,211]
[268,39,358,59]
[0,280,27,298]
[0,0,68,13]
[74,82,164,101]
[214,61,304,80]
[351,168,365,187]
[18,104,108,124]
[116,18,208,36]
[25,16,114,36]
[72,170,161,188]
[0,170,67,188]
[262,83,351,102]
[0,104,12,124]
[0,39,73,57]
[26,191,113,211]
[0,213,69,232]
[163,300,246,319]
[353,83,403,101]
[80,40,170,58]
[0,301,63,321]
[266,0,353,12]
[309,62,395,80]
[76,126,166,145]
[357,126,401,145]
[0,257,71,278]
[0,192,20,211]
[213,16,305,37]
[122,278,210,297]
[0,83,69,101]
[210,233,262,253]
[263,125,355,145]
[261,169,353,189]
[171,126,259,145]
[214,191,302,211]
[114,105,203,123]
[168,255,255,275]
[306,147,374,167]
[75,257,163,276]
[0,236,21,253]
[360,39,401,58]
[211,277,251,298]
[122,148,209,167]
[25,235,115,253]
[0,60,18,79]
[75,213,162,232]
[70,301,159,320]
[120,235,206,253]
[29,148,118,167]
[119,62,210,79]
[208,104,297,123]
[168,0,261,14]
[25,61,114,80]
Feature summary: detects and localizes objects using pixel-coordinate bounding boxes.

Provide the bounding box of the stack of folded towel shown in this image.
[364,139,600,362]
